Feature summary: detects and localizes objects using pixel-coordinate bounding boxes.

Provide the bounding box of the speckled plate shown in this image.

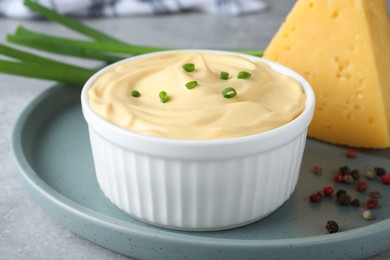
[11,85,390,259]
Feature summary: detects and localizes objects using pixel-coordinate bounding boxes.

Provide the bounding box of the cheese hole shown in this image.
[355,90,363,99]
[308,2,314,8]
[368,117,374,124]
[331,11,339,19]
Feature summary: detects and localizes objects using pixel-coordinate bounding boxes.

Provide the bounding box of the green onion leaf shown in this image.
[182,63,195,72]
[24,0,125,44]
[159,91,169,103]
[237,71,251,79]
[0,59,93,85]
[220,71,229,80]
[0,0,266,83]
[221,87,237,99]
[185,80,198,89]
[131,90,141,97]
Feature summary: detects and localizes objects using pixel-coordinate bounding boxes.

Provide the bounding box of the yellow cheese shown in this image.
[264,0,390,148]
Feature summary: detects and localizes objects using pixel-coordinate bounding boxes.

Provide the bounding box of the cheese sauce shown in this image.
[88,51,306,140]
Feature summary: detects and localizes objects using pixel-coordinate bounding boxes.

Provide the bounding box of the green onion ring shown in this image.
[221,87,237,98]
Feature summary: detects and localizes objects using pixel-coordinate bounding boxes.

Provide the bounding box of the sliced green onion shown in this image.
[185,80,198,89]
[159,91,169,103]
[182,63,195,72]
[221,87,237,99]
[131,90,141,97]
[220,71,229,80]
[237,71,251,79]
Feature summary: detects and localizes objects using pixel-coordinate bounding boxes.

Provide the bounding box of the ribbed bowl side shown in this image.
[88,127,307,231]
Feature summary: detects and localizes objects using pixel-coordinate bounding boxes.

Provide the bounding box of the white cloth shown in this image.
[0,0,267,18]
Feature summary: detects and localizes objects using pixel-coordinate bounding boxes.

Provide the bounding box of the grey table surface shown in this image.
[1,1,390,259]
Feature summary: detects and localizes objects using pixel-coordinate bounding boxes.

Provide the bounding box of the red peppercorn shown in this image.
[309,192,322,203]
[323,186,334,197]
[381,174,390,185]
[334,173,344,183]
[357,181,367,192]
[366,199,379,209]
[346,149,357,158]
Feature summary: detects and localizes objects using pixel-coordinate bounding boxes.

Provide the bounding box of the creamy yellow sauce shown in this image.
[88,51,306,140]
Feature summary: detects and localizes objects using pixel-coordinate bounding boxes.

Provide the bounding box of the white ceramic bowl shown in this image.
[81,50,315,231]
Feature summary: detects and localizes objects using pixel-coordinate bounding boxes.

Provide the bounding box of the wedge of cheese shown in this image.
[264,0,390,148]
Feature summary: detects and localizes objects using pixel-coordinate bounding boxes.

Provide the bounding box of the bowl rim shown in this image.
[81,49,315,148]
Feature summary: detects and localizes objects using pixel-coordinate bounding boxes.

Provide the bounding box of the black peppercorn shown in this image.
[374,167,386,177]
[351,169,360,180]
[336,189,347,198]
[326,220,339,233]
[337,194,351,206]
[339,166,351,175]
[351,199,360,207]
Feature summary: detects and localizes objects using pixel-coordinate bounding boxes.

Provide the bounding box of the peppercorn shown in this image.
[323,186,334,197]
[357,181,367,192]
[309,192,322,203]
[366,199,379,209]
[381,174,390,185]
[374,167,386,177]
[369,191,382,199]
[343,174,354,183]
[346,149,356,158]
[363,210,375,220]
[339,166,351,175]
[325,220,339,233]
[337,194,351,206]
[351,199,360,207]
[336,189,347,198]
[366,171,376,180]
[351,169,360,180]
[346,149,357,158]
[334,173,344,183]
[313,165,323,175]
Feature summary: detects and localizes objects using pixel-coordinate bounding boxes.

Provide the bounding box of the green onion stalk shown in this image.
[0,0,263,85]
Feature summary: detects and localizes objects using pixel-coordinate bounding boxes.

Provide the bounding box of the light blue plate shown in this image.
[11,85,390,259]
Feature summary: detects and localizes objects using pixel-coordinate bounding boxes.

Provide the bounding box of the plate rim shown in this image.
[10,85,390,250]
